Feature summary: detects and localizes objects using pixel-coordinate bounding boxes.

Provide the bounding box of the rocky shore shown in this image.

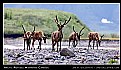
[3,47,120,65]
[3,38,120,65]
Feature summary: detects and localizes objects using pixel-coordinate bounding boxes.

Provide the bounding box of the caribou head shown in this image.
[98,34,104,46]
[54,15,71,31]
[22,25,32,39]
[73,26,85,41]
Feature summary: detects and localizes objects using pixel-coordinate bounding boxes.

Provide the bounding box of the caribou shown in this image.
[22,25,32,50]
[88,32,104,49]
[31,26,47,50]
[51,15,71,52]
[69,26,85,47]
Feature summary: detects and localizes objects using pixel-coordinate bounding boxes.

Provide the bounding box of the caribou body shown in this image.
[69,26,85,47]
[88,32,104,49]
[22,25,47,50]
[51,15,71,52]
[31,26,47,50]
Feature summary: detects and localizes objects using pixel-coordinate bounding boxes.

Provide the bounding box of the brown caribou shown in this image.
[22,25,32,50]
[88,32,104,49]
[51,15,71,52]
[31,26,47,50]
[69,26,85,47]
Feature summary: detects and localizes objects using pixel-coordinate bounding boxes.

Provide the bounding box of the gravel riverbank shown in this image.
[3,38,120,65]
[4,48,120,65]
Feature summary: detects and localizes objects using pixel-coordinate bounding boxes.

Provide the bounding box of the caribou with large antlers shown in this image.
[51,15,71,52]
[31,26,47,50]
[88,32,104,49]
[22,25,32,50]
[69,26,85,47]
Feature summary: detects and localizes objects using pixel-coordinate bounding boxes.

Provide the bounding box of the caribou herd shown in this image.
[22,15,104,52]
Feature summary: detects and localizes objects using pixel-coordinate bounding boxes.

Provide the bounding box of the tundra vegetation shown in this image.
[4,8,90,39]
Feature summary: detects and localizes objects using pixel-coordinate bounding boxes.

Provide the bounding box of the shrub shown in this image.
[108,59,118,64]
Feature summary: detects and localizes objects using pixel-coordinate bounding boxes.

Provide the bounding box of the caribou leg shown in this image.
[69,39,71,48]
[28,44,30,50]
[72,40,74,47]
[27,45,29,50]
[37,40,39,49]
[24,39,25,50]
[27,45,28,50]
[52,40,55,51]
[59,40,61,51]
[27,40,31,50]
[96,41,98,49]
[27,39,31,50]
[73,40,76,47]
[88,40,91,49]
[75,40,78,47]
[57,42,59,52]
[32,39,35,50]
[38,39,42,50]
[93,40,95,49]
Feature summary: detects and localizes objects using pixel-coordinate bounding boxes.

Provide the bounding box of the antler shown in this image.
[79,26,85,36]
[54,15,59,25]
[99,34,104,41]
[22,25,26,33]
[32,26,35,32]
[80,33,84,36]
[73,26,76,33]
[63,16,71,26]
[101,34,104,38]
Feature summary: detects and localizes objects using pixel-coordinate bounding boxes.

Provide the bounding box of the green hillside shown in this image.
[4,8,91,39]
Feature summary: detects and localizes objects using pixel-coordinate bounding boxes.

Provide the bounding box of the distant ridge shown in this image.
[4,8,91,39]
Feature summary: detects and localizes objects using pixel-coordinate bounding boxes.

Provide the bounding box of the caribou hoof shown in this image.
[39,49,41,51]
[73,44,76,47]
[59,49,61,51]
[37,46,40,49]
[31,47,35,50]
[56,49,59,52]
[52,49,55,51]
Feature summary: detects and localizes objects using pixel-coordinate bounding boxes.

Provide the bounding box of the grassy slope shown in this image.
[4,8,91,39]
